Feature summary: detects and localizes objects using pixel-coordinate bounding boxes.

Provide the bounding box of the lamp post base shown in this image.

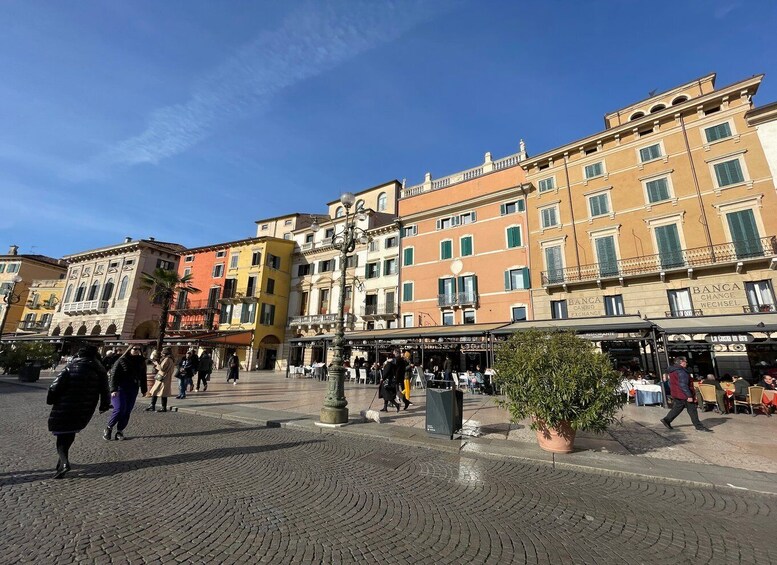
[320,406,349,425]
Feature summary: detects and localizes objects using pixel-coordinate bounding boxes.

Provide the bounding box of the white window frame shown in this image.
[583,160,606,181]
[212,264,224,278]
[713,196,766,244]
[590,226,622,272]
[402,281,414,302]
[636,140,666,165]
[706,151,751,193]
[585,188,612,220]
[505,224,523,249]
[215,250,226,258]
[183,267,192,277]
[440,239,453,260]
[229,253,239,270]
[402,225,417,237]
[377,192,388,212]
[184,255,194,263]
[700,118,737,147]
[640,171,676,208]
[403,246,414,266]
[462,309,476,324]
[403,314,414,328]
[646,213,687,256]
[538,203,560,230]
[510,304,528,322]
[537,176,556,193]
[460,234,474,257]
[442,311,455,326]
[540,237,566,279]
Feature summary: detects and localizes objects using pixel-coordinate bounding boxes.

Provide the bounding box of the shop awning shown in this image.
[346,322,510,343]
[159,329,254,347]
[493,315,654,337]
[289,333,335,344]
[652,313,777,335]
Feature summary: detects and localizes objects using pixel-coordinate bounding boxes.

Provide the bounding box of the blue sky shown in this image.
[2,0,776,257]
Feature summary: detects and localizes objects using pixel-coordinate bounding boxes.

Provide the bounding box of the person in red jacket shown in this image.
[660,356,711,432]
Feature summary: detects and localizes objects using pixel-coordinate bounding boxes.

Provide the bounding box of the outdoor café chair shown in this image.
[733,386,769,416]
[698,383,721,413]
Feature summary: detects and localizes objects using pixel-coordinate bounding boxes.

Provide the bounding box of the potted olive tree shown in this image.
[493,329,624,453]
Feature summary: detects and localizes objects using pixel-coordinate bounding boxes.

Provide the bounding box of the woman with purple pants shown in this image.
[104,346,148,441]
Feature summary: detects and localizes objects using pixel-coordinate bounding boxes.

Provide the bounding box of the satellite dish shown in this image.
[450,259,463,275]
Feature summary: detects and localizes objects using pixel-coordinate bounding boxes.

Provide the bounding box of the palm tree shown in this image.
[139,268,200,355]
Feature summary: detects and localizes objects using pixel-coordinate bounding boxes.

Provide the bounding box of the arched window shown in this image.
[102,278,114,301]
[87,280,100,301]
[671,95,689,105]
[74,282,87,302]
[377,192,387,212]
[649,104,666,113]
[335,206,344,218]
[355,199,365,211]
[64,285,73,303]
[117,276,129,300]
[629,111,645,121]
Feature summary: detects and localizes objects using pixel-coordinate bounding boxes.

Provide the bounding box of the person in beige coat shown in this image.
[145,347,175,412]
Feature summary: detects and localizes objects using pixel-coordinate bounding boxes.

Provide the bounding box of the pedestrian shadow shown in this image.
[0,439,323,486]
[605,419,690,455]
[141,425,270,439]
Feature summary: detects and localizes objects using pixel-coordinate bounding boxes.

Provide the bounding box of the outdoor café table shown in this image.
[763,390,777,408]
[634,384,663,406]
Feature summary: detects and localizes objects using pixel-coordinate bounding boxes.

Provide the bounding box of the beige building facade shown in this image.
[523,73,777,378]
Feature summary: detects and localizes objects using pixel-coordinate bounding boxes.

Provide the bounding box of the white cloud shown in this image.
[88,0,452,172]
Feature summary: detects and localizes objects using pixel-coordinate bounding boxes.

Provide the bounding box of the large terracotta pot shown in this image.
[533,419,576,453]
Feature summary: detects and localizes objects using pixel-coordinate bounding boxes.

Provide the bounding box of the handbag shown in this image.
[154,373,164,382]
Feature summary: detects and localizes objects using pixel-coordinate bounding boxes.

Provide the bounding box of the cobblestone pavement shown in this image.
[1,383,775,565]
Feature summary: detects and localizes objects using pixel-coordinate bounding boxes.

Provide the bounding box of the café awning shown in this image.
[493,315,653,336]
[346,322,509,343]
[289,333,335,344]
[652,313,777,335]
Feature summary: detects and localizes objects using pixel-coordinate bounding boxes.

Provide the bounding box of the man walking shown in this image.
[661,356,710,432]
[196,349,213,392]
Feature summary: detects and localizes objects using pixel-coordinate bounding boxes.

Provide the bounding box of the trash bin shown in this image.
[18,361,41,382]
[425,387,464,439]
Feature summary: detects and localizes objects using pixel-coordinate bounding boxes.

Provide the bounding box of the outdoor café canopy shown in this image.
[492,315,654,338]
[346,322,509,345]
[162,329,255,348]
[651,312,777,335]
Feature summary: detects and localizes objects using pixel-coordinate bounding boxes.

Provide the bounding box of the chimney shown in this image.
[8,245,18,255]
[148,237,155,241]
[124,237,132,243]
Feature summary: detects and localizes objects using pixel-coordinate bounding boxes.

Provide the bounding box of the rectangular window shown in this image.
[726,209,763,258]
[345,255,358,268]
[402,282,413,302]
[305,234,314,244]
[705,122,732,143]
[207,287,220,308]
[324,228,335,239]
[220,303,233,324]
[223,278,237,299]
[260,224,268,231]
[584,162,604,179]
[440,240,452,260]
[266,278,275,295]
[240,302,256,324]
[283,233,292,240]
[267,254,281,269]
[668,288,694,317]
[604,295,625,316]
[538,178,555,193]
[646,177,670,203]
[385,236,398,248]
[541,207,558,229]
[156,259,174,270]
[595,236,618,277]
[383,258,398,276]
[459,211,476,225]
[745,280,776,312]
[442,311,455,326]
[403,247,414,266]
[319,289,329,314]
[297,264,310,277]
[369,240,378,252]
[511,306,527,322]
[506,226,522,249]
[183,267,191,277]
[714,159,745,187]
[504,267,530,291]
[589,193,609,217]
[251,251,261,266]
[184,255,194,263]
[463,310,475,324]
[365,262,379,279]
[460,236,473,257]
[0,264,5,273]
[655,224,684,268]
[215,250,226,258]
[438,277,456,305]
[260,303,276,325]
[212,264,224,278]
[246,276,257,297]
[402,225,417,237]
[545,246,563,283]
[319,259,334,273]
[500,200,526,215]
[229,253,239,269]
[639,144,662,162]
[403,314,413,328]
[550,300,568,319]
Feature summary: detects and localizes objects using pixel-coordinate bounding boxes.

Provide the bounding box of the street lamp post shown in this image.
[0,275,24,342]
[312,192,370,425]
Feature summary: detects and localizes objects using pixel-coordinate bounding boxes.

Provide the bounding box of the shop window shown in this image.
[667,288,696,317]
[550,300,568,319]
[604,295,625,316]
[745,281,776,312]
[462,310,476,324]
[511,306,527,322]
[442,311,455,326]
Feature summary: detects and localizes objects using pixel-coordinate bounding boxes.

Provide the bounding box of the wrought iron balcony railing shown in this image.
[171,299,221,312]
[437,291,478,308]
[360,304,399,317]
[541,236,777,286]
[665,309,704,318]
[742,304,776,313]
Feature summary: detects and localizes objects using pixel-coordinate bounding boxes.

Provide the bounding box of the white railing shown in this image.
[400,149,525,199]
[62,300,109,314]
[289,313,355,326]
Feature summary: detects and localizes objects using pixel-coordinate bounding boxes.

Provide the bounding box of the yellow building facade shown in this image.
[522,73,777,378]
[17,278,65,335]
[217,236,296,370]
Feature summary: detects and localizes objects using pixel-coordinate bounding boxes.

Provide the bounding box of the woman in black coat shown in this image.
[47,346,111,479]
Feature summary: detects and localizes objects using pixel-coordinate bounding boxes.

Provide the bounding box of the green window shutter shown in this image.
[655,224,683,268]
[472,275,478,295]
[504,270,511,291]
[595,236,618,277]
[705,123,732,143]
[403,247,413,265]
[521,268,530,289]
[517,199,525,212]
[441,240,452,260]
[714,160,744,187]
[646,178,669,203]
[727,209,762,258]
[438,278,445,295]
[507,227,519,248]
[403,283,412,301]
[461,237,472,256]
[500,204,506,216]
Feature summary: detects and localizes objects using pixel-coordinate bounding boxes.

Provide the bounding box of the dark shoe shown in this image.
[55,460,62,472]
[396,404,400,413]
[115,431,125,440]
[696,426,712,432]
[103,427,112,441]
[53,464,71,479]
[145,405,155,411]
[157,408,167,412]
[660,419,673,430]
[203,385,207,392]
[379,409,387,412]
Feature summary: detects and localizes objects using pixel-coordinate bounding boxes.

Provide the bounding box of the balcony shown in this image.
[360,303,398,319]
[218,290,261,304]
[743,304,776,313]
[289,313,355,327]
[62,300,109,314]
[18,320,51,332]
[665,309,704,318]
[541,237,777,286]
[171,299,220,313]
[437,291,479,308]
